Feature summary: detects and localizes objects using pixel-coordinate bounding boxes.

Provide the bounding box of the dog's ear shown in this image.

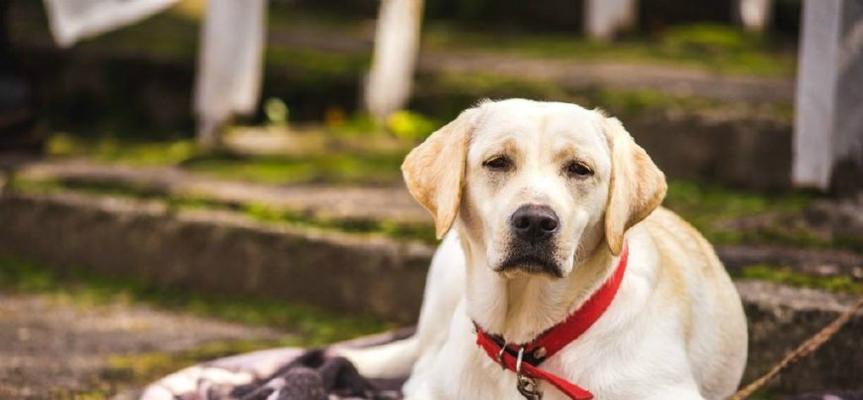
[602,115,667,255]
[402,108,478,239]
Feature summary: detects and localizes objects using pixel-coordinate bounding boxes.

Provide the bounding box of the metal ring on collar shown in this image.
[516,346,525,375]
[497,343,508,369]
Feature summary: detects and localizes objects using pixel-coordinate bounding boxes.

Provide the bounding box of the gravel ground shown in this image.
[0,292,282,399]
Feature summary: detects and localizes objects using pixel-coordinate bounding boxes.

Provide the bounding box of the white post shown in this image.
[584,0,637,41]
[792,0,863,190]
[735,0,773,32]
[194,0,268,149]
[364,0,424,121]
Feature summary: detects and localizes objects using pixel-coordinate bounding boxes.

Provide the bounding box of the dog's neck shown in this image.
[460,234,616,344]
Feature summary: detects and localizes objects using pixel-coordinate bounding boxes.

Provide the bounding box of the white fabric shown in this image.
[43,0,179,48]
[364,0,424,120]
[194,0,268,145]
[584,0,637,40]
[793,0,842,189]
[737,0,773,32]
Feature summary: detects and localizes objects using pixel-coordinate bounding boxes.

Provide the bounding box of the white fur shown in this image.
[341,99,747,400]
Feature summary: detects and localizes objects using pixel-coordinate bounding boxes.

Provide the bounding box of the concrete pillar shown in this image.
[793,0,863,191]
[364,0,424,121]
[735,0,772,32]
[584,0,637,41]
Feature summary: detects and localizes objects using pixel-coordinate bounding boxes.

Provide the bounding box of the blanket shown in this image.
[140,328,413,400]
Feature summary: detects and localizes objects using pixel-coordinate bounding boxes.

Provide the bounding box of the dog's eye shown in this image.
[565,161,593,177]
[483,156,513,171]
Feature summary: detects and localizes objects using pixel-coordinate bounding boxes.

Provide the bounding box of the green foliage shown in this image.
[47,134,198,166]
[386,111,437,140]
[264,98,290,126]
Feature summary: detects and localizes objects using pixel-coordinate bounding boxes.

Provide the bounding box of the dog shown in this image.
[341,99,748,400]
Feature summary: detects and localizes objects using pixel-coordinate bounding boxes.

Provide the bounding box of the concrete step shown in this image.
[12,158,863,281]
[12,158,430,225]
[0,191,860,395]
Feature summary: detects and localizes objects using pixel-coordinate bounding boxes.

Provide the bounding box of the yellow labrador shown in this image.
[342,99,747,400]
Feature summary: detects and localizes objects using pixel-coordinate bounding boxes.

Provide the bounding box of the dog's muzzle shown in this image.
[498,204,562,277]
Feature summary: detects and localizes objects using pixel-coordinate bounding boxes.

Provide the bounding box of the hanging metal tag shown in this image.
[515,347,542,400]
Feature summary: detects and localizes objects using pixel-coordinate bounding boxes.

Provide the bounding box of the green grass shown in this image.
[424,22,796,78]
[243,202,436,243]
[45,133,410,185]
[47,134,199,166]
[181,152,405,185]
[417,72,792,122]
[0,258,388,344]
[662,181,838,250]
[737,264,863,294]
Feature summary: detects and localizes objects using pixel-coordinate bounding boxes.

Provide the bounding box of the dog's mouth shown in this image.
[496,254,562,278]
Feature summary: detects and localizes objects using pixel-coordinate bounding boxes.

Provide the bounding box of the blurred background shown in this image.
[0,0,861,398]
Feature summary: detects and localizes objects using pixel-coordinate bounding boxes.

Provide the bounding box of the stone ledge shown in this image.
[13,158,430,225]
[738,281,863,394]
[0,191,433,322]
[0,191,860,394]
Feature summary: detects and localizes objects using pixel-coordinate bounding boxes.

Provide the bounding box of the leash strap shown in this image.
[476,331,594,400]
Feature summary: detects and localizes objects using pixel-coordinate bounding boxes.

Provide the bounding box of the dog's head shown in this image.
[403,99,666,278]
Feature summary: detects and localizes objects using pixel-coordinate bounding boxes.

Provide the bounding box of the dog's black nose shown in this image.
[510,204,559,243]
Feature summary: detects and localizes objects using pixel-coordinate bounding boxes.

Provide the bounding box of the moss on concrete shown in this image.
[736,264,863,295]
[8,176,438,244]
[660,181,852,251]
[0,258,388,343]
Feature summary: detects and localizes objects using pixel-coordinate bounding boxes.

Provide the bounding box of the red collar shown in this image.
[475,242,629,400]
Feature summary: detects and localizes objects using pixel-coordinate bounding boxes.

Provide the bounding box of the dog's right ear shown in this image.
[402,108,478,239]
[601,115,667,256]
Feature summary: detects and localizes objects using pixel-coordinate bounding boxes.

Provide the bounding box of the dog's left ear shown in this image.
[601,115,667,256]
[402,108,478,239]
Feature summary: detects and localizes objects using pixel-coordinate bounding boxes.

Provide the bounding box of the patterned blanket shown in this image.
[140,328,414,400]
